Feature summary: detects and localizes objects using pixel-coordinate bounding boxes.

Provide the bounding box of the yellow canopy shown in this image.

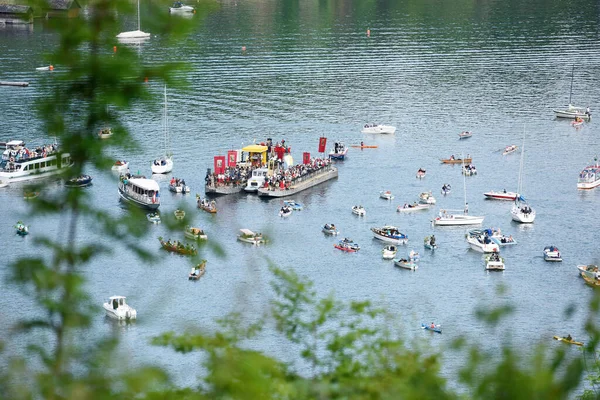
[242,144,268,153]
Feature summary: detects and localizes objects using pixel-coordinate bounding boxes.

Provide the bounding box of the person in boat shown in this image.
[430,322,435,329]
[586,107,591,116]
[430,235,436,246]
[464,203,469,214]
[360,141,364,147]
[566,334,573,341]
[450,155,455,160]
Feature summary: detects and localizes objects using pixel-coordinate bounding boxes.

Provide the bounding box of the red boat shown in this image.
[483,190,518,201]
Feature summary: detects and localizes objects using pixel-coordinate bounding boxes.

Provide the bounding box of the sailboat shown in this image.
[116,0,151,40]
[151,86,174,174]
[511,136,535,223]
[553,65,591,120]
[433,158,484,226]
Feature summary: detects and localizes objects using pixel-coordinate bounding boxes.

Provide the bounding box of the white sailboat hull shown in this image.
[433,214,484,226]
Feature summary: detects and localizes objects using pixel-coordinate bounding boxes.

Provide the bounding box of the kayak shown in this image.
[350,145,378,148]
[421,323,442,334]
[553,336,583,346]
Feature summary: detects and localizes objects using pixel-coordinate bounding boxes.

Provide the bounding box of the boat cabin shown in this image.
[108,295,128,310]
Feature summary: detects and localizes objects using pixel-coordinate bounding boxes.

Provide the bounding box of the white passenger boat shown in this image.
[103,296,137,320]
[371,225,408,245]
[169,1,195,13]
[502,145,518,155]
[382,245,398,260]
[245,167,269,192]
[352,205,366,216]
[466,230,499,253]
[483,190,518,201]
[0,140,72,183]
[237,229,266,245]
[485,252,505,271]
[361,123,396,134]
[322,223,339,235]
[577,159,600,190]
[419,191,436,205]
[543,246,562,262]
[397,202,429,212]
[118,174,160,210]
[380,190,394,200]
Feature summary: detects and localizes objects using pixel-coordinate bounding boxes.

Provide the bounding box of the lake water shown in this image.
[1,0,600,390]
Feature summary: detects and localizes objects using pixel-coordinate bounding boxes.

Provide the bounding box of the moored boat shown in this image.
[422,323,442,333]
[433,210,484,226]
[382,244,398,259]
[322,223,339,235]
[502,145,518,155]
[151,87,174,174]
[483,190,518,201]
[279,205,292,217]
[554,104,591,120]
[511,197,535,223]
[458,131,472,139]
[245,167,269,192]
[65,174,93,188]
[329,142,348,160]
[424,235,437,250]
[169,177,190,193]
[361,123,396,134]
[197,195,217,213]
[543,246,562,262]
[380,190,394,200]
[159,237,197,255]
[577,159,600,190]
[485,251,505,270]
[352,205,366,216]
[466,230,499,253]
[184,226,207,240]
[371,225,408,245]
[397,202,430,212]
[111,160,129,173]
[237,229,266,245]
[394,257,418,270]
[103,296,137,321]
[577,264,600,286]
[419,191,436,205]
[169,1,195,13]
[334,238,360,252]
[15,221,28,236]
[440,156,472,164]
[118,174,160,210]
[188,261,207,281]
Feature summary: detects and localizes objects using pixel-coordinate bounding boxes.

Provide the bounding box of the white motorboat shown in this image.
[502,145,518,155]
[245,167,269,192]
[334,238,360,252]
[184,226,207,240]
[169,1,195,13]
[117,0,150,40]
[151,86,174,174]
[118,174,160,210]
[283,200,303,210]
[441,184,451,195]
[382,245,398,259]
[147,212,161,224]
[371,225,408,245]
[237,229,266,245]
[419,191,436,205]
[577,159,600,190]
[462,164,477,176]
[485,252,505,271]
[380,190,394,200]
[483,190,518,201]
[169,178,190,193]
[329,142,348,160]
[322,223,339,235]
[352,205,366,216]
[483,228,517,246]
[543,246,562,262]
[361,123,396,134]
[103,296,137,320]
[279,205,292,217]
[0,140,73,184]
[397,202,429,212]
[466,230,499,253]
[458,131,472,139]
[36,65,54,71]
[394,252,419,270]
[111,160,129,173]
[423,235,437,250]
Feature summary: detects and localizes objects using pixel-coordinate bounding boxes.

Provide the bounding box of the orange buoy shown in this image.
[113,46,117,53]
[49,65,54,71]
[144,77,148,83]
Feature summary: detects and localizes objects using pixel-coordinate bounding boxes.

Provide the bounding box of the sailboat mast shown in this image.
[164,85,168,156]
[137,0,141,31]
[569,64,574,105]
[462,157,467,208]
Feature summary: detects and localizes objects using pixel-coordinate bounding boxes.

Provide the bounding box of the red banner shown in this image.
[303,152,310,165]
[318,137,327,153]
[214,155,226,174]
[227,150,237,167]
[275,146,285,160]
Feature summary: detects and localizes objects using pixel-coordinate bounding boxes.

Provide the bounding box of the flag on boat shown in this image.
[318,137,327,153]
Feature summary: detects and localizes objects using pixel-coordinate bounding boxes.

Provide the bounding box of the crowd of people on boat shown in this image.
[263,157,332,190]
[205,165,252,187]
[162,238,196,254]
[197,196,216,210]
[2,143,59,170]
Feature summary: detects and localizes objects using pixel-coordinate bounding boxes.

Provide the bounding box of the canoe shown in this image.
[440,158,472,164]
[350,145,378,148]
[553,336,583,346]
[422,323,442,333]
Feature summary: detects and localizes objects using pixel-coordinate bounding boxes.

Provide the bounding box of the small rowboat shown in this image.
[394,258,418,270]
[571,119,585,127]
[416,169,426,179]
[502,145,518,155]
[284,200,303,210]
[422,323,442,333]
[424,236,437,250]
[15,221,29,236]
[188,261,207,280]
[322,223,339,235]
[111,160,129,172]
[174,209,186,220]
[553,336,583,346]
[458,131,472,139]
[98,128,113,139]
[147,212,161,224]
[440,157,472,164]
[159,238,198,256]
[380,190,394,200]
[23,191,40,200]
[350,145,378,148]
[184,226,207,241]
[279,206,293,217]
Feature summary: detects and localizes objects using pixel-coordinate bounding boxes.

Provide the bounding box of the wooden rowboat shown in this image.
[159,238,198,255]
[440,158,472,164]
